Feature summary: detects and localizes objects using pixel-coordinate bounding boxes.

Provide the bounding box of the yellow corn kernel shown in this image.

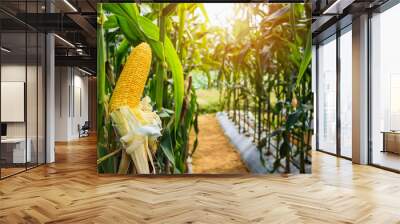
[110,42,152,112]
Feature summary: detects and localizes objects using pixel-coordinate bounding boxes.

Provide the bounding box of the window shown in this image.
[340,28,352,158]
[317,36,337,154]
[371,3,400,171]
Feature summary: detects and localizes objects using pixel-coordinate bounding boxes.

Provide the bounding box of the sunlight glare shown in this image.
[204,3,235,28]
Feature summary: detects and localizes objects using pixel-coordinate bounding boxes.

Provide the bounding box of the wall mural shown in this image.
[97,3,313,175]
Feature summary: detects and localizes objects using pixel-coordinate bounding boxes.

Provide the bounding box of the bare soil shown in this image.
[190,114,249,174]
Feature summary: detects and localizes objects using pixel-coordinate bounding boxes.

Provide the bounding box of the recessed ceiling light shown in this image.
[63,0,78,12]
[78,67,92,76]
[54,34,75,48]
[323,0,355,15]
[1,47,11,53]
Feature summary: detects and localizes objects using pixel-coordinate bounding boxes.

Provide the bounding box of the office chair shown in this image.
[79,121,90,138]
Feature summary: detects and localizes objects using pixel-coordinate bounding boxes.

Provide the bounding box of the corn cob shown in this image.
[291,96,298,108]
[110,42,152,112]
[110,43,161,174]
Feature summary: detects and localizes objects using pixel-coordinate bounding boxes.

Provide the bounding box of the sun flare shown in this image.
[203,3,235,28]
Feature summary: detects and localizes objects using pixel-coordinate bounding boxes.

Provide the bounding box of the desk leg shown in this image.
[382,133,386,153]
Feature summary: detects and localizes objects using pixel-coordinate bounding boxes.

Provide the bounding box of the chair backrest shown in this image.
[82,121,90,129]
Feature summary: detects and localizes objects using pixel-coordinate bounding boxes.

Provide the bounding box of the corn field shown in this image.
[97,3,312,174]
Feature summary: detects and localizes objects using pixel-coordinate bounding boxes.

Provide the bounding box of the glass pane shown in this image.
[0,0,46,178]
[1,30,27,177]
[340,29,352,158]
[371,4,400,171]
[27,31,38,169]
[312,45,317,150]
[318,37,337,154]
[38,32,45,165]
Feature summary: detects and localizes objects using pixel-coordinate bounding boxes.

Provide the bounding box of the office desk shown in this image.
[1,138,31,164]
[382,131,400,154]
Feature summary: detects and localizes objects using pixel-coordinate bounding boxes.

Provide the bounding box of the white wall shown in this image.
[54,66,89,141]
[1,63,46,164]
[55,66,69,141]
[71,72,89,138]
[1,65,26,139]
[1,65,42,137]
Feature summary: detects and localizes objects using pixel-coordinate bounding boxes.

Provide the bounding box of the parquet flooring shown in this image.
[0,167,26,178]
[1,135,400,223]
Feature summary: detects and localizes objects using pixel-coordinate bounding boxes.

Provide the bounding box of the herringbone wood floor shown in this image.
[1,135,400,223]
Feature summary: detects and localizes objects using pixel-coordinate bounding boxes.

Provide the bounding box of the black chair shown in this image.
[79,121,90,138]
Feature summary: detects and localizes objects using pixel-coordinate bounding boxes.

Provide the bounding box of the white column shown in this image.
[352,14,369,164]
[46,32,55,163]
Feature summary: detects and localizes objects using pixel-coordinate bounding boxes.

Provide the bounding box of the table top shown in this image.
[381,131,400,134]
[1,138,30,143]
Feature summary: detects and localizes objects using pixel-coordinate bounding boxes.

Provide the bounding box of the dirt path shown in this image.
[190,114,249,174]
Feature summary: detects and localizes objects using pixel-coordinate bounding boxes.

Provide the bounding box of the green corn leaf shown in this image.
[103,4,126,17]
[164,37,184,129]
[296,31,312,87]
[155,63,165,111]
[103,15,118,29]
[138,16,159,41]
[148,39,164,61]
[104,3,138,22]
[97,3,114,173]
[97,148,122,165]
[280,139,291,158]
[115,38,130,74]
[286,110,301,129]
[97,6,106,106]
[120,3,139,21]
[117,16,143,42]
[160,130,176,168]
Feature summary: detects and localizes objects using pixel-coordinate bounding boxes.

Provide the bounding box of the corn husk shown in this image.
[111,97,161,174]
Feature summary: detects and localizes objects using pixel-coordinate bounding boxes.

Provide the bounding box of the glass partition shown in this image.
[317,36,337,154]
[0,31,28,177]
[38,32,45,165]
[371,4,400,171]
[27,31,38,169]
[0,1,46,179]
[339,27,352,158]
